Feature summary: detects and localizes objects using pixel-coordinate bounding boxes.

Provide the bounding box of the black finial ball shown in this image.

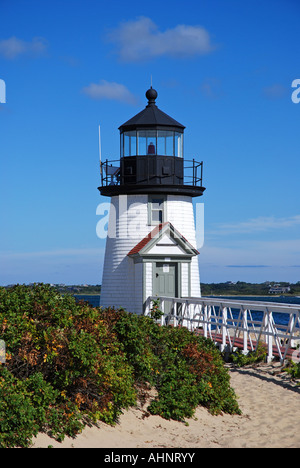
[146,87,158,102]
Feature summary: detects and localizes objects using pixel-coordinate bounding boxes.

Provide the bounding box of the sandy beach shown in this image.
[32,363,300,449]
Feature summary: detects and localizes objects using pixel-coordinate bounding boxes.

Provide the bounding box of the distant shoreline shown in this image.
[204,294,299,298]
[74,293,300,298]
[73,292,100,296]
[4,283,298,298]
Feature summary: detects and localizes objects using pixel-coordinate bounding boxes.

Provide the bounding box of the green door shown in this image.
[153,262,178,315]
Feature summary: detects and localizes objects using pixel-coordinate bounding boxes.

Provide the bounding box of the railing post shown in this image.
[201,161,203,186]
[145,297,150,316]
[221,307,227,352]
[161,299,165,326]
[192,158,195,185]
[266,309,273,363]
[203,305,208,337]
[207,305,212,337]
[185,301,191,331]
[172,298,176,326]
[242,308,248,355]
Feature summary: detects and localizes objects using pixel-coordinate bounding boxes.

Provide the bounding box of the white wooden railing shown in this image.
[144,296,300,363]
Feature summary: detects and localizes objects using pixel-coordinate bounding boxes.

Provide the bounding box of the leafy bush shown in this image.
[0,284,241,447]
[284,354,300,380]
[0,368,83,448]
[112,313,241,419]
[230,344,267,367]
[0,284,136,447]
[286,362,300,379]
[148,326,241,419]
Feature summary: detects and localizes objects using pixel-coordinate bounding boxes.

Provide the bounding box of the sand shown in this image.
[32,363,300,449]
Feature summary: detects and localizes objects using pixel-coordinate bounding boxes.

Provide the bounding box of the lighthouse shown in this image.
[98,87,205,314]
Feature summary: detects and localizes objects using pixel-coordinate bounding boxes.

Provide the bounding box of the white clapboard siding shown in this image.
[100,194,202,313]
[166,196,201,297]
[100,195,150,314]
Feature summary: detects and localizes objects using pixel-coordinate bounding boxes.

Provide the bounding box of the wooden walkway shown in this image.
[145,295,300,363]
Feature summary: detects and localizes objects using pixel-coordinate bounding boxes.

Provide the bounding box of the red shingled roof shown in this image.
[127,222,169,256]
[127,222,199,256]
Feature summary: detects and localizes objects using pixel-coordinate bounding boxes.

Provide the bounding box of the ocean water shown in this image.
[74,295,100,308]
[73,294,300,329]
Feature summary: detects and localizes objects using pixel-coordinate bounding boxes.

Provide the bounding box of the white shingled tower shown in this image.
[98,87,205,314]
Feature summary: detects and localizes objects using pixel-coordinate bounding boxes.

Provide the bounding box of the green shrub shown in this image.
[0,368,83,447]
[0,284,136,446]
[230,344,267,367]
[0,367,40,448]
[284,357,300,380]
[111,310,161,385]
[148,326,241,419]
[0,284,241,447]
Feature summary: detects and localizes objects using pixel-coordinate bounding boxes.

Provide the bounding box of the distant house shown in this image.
[269,285,291,294]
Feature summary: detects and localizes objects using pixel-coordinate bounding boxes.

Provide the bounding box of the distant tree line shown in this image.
[54,285,101,295]
[54,282,300,297]
[5,282,300,297]
[201,281,300,296]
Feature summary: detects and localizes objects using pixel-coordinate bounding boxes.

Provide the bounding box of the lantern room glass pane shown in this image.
[123,131,137,156]
[165,134,174,156]
[157,130,165,155]
[131,134,137,155]
[175,132,183,157]
[158,130,175,156]
[138,130,157,155]
[138,131,147,155]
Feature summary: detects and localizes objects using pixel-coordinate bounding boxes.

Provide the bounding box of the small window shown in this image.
[148,196,166,225]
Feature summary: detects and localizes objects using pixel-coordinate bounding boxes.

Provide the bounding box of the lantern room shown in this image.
[119,87,184,158]
[98,87,205,198]
[121,129,183,158]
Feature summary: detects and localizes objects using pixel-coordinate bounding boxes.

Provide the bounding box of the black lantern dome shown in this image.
[119,87,184,131]
[145,87,157,102]
[98,87,205,197]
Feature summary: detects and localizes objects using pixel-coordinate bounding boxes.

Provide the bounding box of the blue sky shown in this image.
[0,0,300,285]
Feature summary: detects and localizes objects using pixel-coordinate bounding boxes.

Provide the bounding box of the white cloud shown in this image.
[199,238,300,282]
[108,16,215,62]
[82,80,137,105]
[0,36,48,59]
[263,83,289,100]
[210,215,300,234]
[201,78,224,100]
[0,248,104,285]
[199,218,300,281]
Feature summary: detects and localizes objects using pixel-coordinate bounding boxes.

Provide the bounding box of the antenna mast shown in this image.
[98,125,103,183]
